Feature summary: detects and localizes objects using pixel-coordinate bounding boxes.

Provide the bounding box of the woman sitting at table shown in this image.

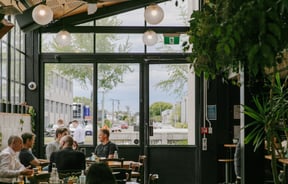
[86,162,116,184]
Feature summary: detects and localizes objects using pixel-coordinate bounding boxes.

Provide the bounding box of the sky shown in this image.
[69,0,195,114]
[73,64,186,114]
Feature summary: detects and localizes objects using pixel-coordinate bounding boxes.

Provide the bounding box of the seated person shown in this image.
[94,129,118,158]
[86,162,116,184]
[19,132,49,168]
[0,135,33,183]
[48,135,86,177]
[46,127,69,160]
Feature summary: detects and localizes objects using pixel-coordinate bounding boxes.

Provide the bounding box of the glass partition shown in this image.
[0,15,25,105]
[149,64,195,145]
[97,63,139,145]
[44,63,93,145]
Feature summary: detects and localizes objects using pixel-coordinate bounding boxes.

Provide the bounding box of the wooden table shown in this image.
[224,144,237,148]
[218,159,234,184]
[28,171,50,184]
[86,159,142,169]
[223,143,237,182]
[108,160,135,168]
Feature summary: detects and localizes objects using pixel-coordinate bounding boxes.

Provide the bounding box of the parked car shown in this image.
[111,123,121,133]
[120,122,128,129]
[44,127,55,137]
[85,123,93,136]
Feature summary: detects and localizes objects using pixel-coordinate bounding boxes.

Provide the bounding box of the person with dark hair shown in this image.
[86,162,116,184]
[94,129,118,158]
[19,132,49,168]
[48,135,86,174]
[46,127,69,160]
[0,135,33,183]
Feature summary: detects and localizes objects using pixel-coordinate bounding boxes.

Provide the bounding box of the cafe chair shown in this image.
[100,158,125,168]
[130,155,146,182]
[112,168,132,184]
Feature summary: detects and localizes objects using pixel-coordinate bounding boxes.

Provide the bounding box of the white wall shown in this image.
[0,113,31,150]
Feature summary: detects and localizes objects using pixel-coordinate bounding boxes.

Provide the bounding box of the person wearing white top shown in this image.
[0,135,33,183]
[72,120,85,144]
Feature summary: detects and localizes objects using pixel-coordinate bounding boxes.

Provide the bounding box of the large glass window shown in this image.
[44,63,140,146]
[41,33,94,53]
[0,15,25,105]
[149,64,195,145]
[44,63,92,144]
[97,63,139,145]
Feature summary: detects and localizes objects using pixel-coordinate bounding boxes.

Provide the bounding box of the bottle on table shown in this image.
[49,163,59,184]
[114,151,118,159]
[79,170,86,184]
[91,152,96,161]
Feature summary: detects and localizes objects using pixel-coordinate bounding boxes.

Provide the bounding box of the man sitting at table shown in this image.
[19,132,49,168]
[94,128,118,158]
[48,135,86,177]
[0,135,33,183]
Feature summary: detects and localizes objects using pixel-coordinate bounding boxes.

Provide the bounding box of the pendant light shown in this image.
[32,4,53,25]
[56,30,72,47]
[143,30,158,46]
[144,4,164,25]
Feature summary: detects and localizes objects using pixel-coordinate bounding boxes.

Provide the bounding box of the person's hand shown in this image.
[20,168,34,176]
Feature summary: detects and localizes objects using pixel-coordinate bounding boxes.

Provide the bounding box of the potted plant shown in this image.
[184,0,288,183]
[184,0,288,81]
[243,73,288,183]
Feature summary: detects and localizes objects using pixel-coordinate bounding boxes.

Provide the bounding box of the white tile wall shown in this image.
[0,113,31,150]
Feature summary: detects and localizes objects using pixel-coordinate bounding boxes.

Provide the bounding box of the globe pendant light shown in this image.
[144,4,164,25]
[143,30,158,46]
[32,4,53,25]
[87,3,98,15]
[56,30,72,47]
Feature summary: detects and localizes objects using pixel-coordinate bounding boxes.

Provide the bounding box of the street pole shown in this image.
[101,91,105,127]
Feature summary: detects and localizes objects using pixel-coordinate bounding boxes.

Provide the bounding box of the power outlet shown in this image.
[202,137,207,151]
[208,127,213,134]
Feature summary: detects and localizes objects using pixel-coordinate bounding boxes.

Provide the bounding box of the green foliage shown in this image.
[44,17,134,92]
[174,122,188,128]
[155,64,189,97]
[28,106,36,133]
[104,119,111,128]
[185,0,288,79]
[149,102,173,118]
[243,73,288,183]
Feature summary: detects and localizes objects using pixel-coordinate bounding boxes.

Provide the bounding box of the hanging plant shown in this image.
[28,106,36,133]
[184,0,288,80]
[19,118,24,132]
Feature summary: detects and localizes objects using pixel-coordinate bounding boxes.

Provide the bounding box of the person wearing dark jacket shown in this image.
[48,135,86,175]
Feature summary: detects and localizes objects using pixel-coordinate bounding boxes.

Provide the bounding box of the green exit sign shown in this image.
[164,34,180,45]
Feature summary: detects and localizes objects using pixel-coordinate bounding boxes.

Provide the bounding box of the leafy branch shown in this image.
[184,0,288,80]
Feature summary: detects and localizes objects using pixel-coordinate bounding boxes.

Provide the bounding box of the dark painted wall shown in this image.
[149,147,197,184]
[200,78,240,184]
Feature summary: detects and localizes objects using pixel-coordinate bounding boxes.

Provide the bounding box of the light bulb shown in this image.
[32,4,53,25]
[87,4,98,15]
[143,30,158,46]
[144,4,164,25]
[56,30,72,46]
